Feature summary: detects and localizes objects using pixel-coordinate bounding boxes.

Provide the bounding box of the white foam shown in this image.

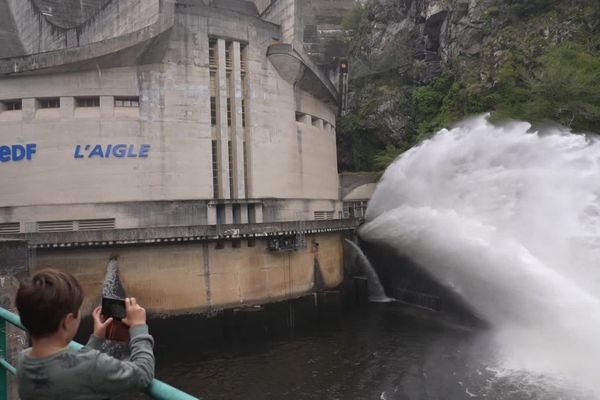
[360,115,600,393]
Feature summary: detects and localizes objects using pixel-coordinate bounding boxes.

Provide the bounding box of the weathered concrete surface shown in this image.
[0,0,24,58]
[34,232,344,316]
[339,172,379,200]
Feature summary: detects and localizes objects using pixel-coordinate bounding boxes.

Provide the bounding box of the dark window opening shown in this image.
[216,205,225,225]
[216,241,225,250]
[212,140,219,199]
[210,97,217,126]
[247,204,256,223]
[232,204,241,224]
[76,97,100,107]
[228,140,234,197]
[2,100,22,111]
[232,239,241,248]
[115,97,139,107]
[38,98,60,109]
[247,238,256,248]
[227,98,232,127]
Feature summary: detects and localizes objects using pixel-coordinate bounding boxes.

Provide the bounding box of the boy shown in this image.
[15,268,155,400]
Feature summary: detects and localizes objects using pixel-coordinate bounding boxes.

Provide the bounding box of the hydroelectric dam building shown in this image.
[0,0,358,315]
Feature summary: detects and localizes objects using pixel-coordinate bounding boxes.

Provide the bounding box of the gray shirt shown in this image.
[17,324,155,400]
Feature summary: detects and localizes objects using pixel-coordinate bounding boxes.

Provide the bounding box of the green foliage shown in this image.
[525,42,600,131]
[504,0,553,19]
[341,4,366,32]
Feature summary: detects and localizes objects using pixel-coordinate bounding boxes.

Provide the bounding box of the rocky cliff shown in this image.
[338,0,600,171]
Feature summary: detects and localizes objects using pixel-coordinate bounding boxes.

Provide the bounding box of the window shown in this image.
[240,44,247,73]
[216,205,225,225]
[232,239,241,248]
[76,97,99,107]
[227,98,232,127]
[232,204,241,224]
[211,97,217,126]
[225,42,232,69]
[115,97,139,107]
[241,99,246,128]
[216,241,225,250]
[210,72,217,126]
[2,100,21,111]
[228,140,234,197]
[209,38,217,68]
[212,140,219,199]
[38,98,60,109]
[247,238,256,247]
[243,142,249,196]
[247,204,256,223]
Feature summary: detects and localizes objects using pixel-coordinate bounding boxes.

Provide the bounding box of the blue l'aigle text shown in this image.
[74,144,151,158]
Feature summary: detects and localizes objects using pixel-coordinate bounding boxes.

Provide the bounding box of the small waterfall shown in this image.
[344,239,393,302]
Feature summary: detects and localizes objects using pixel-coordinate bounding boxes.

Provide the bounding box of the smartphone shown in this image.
[102,297,126,320]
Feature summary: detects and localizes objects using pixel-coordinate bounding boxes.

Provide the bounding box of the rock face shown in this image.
[353,0,495,83]
[338,0,598,171]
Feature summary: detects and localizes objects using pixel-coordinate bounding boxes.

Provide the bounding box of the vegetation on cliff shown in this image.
[337,0,600,171]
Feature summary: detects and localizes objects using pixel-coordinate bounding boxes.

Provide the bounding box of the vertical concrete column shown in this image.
[100,96,114,119]
[225,204,233,224]
[216,39,231,199]
[207,205,217,225]
[255,204,264,223]
[231,41,246,199]
[22,98,36,120]
[60,97,74,119]
[240,204,248,223]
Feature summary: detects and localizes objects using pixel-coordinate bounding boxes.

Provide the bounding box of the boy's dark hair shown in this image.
[16,269,84,337]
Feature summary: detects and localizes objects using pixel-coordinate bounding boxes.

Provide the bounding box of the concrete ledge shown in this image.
[5,219,362,248]
[267,43,338,104]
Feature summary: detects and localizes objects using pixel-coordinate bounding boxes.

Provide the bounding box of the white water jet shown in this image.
[359,114,600,394]
[344,239,393,302]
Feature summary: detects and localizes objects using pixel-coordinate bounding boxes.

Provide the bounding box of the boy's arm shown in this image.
[90,324,155,395]
[85,335,106,351]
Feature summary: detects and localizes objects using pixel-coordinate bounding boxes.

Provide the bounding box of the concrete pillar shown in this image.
[22,98,36,120]
[225,204,233,224]
[60,96,74,119]
[231,41,246,199]
[255,204,264,223]
[100,96,114,119]
[207,205,217,225]
[216,39,231,199]
[240,204,248,223]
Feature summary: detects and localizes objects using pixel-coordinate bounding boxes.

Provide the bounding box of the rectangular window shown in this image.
[212,140,219,199]
[240,44,247,73]
[247,204,256,223]
[232,239,241,249]
[75,97,100,107]
[2,99,22,111]
[38,98,60,109]
[228,140,234,197]
[216,205,225,225]
[210,97,217,126]
[241,99,246,128]
[209,38,217,68]
[232,204,241,224]
[115,97,139,107]
[227,98,232,127]
[225,42,232,69]
[216,240,225,250]
[243,142,249,197]
[247,238,256,247]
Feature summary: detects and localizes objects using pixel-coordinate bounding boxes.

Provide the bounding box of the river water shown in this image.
[145,301,593,400]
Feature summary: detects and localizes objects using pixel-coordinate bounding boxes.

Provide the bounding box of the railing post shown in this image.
[0,318,7,400]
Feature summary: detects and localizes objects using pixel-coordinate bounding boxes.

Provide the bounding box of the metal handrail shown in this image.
[0,307,199,400]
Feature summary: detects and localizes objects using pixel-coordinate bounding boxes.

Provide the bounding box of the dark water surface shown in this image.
[122,301,594,400]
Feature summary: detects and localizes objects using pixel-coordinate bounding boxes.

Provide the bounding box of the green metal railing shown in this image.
[0,307,199,400]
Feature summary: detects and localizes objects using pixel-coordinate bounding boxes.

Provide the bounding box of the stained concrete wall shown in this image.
[0,4,340,225]
[33,232,344,315]
[5,0,164,55]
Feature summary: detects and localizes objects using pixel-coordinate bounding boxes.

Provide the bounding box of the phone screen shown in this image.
[102,297,126,320]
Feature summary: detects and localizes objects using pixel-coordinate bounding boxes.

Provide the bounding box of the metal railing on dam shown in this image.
[4,218,362,249]
[0,307,199,400]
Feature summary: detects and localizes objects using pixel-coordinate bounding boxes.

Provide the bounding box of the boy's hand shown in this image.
[122,297,146,327]
[92,306,113,338]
